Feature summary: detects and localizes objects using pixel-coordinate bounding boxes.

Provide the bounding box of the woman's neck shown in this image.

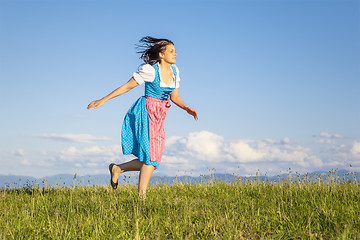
[159,61,171,70]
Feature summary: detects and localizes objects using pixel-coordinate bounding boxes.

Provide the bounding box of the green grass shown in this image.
[1,179,359,239]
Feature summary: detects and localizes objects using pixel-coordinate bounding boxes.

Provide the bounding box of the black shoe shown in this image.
[109,163,118,189]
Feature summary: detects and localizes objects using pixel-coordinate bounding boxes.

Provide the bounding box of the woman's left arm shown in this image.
[170,88,198,120]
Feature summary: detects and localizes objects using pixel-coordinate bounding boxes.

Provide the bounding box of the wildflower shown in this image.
[276,211,280,214]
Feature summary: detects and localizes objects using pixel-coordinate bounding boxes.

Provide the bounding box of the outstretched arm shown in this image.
[170,88,198,120]
[87,77,139,109]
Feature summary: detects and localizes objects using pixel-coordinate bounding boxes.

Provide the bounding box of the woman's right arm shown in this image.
[87,77,139,109]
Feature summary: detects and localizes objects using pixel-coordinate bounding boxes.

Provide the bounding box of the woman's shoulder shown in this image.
[140,63,156,72]
[133,64,156,84]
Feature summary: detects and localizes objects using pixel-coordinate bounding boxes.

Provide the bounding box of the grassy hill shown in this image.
[1,177,359,239]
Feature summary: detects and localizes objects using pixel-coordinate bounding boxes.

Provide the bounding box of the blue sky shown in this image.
[0,0,359,178]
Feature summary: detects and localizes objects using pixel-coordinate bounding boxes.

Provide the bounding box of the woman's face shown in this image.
[160,44,177,64]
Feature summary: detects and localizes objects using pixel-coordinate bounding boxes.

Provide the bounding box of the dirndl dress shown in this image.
[121,63,179,168]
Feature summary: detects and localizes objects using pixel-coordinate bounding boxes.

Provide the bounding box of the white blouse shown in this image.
[133,63,181,88]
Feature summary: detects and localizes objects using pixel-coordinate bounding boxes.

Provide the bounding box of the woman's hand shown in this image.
[186,107,198,120]
[87,77,139,110]
[87,99,106,109]
[170,89,198,120]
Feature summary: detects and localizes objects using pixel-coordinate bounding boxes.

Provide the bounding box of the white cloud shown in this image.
[318,132,343,139]
[29,131,359,177]
[298,156,323,168]
[38,160,53,167]
[185,131,224,161]
[40,151,47,156]
[313,137,360,169]
[281,137,290,144]
[351,141,360,156]
[34,144,137,175]
[162,155,189,164]
[160,132,327,176]
[226,141,264,162]
[13,149,25,156]
[225,138,323,168]
[32,133,112,143]
[315,139,336,144]
[20,159,30,165]
[56,145,123,163]
[166,136,186,147]
[314,132,348,145]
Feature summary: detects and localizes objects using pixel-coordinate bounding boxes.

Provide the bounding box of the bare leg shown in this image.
[111,159,143,183]
[138,164,155,199]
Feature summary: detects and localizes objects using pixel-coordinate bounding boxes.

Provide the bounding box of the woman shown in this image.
[87,36,198,198]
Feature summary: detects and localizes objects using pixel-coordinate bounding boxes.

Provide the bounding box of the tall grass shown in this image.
[1,175,359,239]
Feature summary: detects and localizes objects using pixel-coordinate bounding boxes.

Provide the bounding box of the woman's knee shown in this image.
[141,164,155,172]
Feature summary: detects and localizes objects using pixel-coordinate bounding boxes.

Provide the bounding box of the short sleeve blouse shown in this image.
[133,63,181,88]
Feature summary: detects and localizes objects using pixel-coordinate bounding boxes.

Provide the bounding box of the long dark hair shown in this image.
[136,36,174,65]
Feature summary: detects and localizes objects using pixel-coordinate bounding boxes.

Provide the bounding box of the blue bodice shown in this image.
[145,64,177,101]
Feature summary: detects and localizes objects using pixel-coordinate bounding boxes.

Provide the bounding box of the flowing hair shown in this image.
[136,36,174,65]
